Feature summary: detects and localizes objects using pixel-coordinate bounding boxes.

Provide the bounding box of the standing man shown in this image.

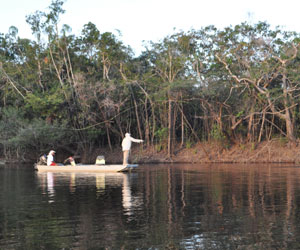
[122,133,143,166]
[47,150,57,166]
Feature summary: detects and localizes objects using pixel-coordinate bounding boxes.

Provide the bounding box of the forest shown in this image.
[1,0,300,162]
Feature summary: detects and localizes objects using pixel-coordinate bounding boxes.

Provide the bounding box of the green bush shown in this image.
[0,107,74,160]
[209,124,231,149]
[186,140,193,149]
[210,124,226,142]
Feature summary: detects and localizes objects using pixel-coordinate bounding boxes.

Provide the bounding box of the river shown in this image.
[1,163,300,249]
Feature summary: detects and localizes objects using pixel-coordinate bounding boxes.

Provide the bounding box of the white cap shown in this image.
[125,133,130,137]
[49,150,55,154]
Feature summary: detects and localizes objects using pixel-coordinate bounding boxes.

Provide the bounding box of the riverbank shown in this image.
[3,139,300,165]
[83,140,300,164]
[89,139,300,165]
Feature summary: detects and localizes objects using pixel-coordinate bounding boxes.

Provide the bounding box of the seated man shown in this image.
[47,150,57,166]
[64,156,76,166]
[37,154,47,165]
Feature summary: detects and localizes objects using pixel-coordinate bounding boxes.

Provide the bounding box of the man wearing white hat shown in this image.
[122,133,143,166]
[47,150,57,166]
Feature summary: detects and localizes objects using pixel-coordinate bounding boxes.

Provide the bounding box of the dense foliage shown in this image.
[1,0,300,160]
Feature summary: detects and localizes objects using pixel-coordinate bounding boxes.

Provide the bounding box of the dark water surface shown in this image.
[1,163,300,249]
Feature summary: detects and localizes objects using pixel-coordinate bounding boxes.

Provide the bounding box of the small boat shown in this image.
[35,164,138,173]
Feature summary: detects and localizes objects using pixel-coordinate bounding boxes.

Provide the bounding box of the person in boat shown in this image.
[122,133,143,166]
[37,154,47,165]
[64,156,76,166]
[47,150,57,166]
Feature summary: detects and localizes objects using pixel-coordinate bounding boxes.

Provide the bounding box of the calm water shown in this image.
[1,163,300,249]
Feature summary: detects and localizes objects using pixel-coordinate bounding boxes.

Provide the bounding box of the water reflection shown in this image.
[69,173,76,193]
[46,172,55,203]
[38,171,55,202]
[2,164,300,249]
[36,171,141,218]
[95,174,105,194]
[122,173,133,215]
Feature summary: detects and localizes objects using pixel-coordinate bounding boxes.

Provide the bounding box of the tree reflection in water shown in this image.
[1,164,300,249]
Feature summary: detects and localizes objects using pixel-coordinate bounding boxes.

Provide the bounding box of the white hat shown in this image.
[125,133,130,137]
[49,150,55,154]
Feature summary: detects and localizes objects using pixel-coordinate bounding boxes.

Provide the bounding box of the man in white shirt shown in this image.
[47,150,57,166]
[122,133,143,166]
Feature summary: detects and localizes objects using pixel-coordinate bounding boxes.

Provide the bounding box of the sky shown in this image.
[1,0,300,56]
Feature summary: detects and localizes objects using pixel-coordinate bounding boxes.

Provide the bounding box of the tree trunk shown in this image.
[282,74,296,142]
[247,113,254,142]
[144,98,150,147]
[131,87,143,140]
[168,98,174,157]
[181,102,184,148]
[258,110,266,143]
[105,124,112,151]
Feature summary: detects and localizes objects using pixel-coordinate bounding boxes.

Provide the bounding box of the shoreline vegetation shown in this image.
[67,140,300,165]
[1,140,300,165]
[2,1,300,165]
[109,141,300,165]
